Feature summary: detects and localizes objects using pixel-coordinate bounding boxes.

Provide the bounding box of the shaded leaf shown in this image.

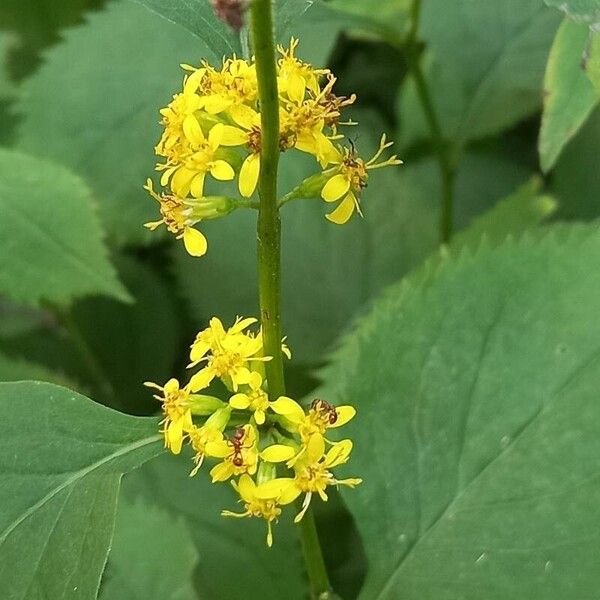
[0,381,162,600]
[100,498,198,600]
[0,148,128,307]
[539,20,598,172]
[318,224,600,598]
[585,31,600,93]
[399,1,560,151]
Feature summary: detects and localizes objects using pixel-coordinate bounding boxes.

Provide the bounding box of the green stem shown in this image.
[250,2,332,598]
[404,0,455,243]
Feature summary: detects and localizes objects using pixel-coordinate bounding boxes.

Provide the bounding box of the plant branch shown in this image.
[404,0,456,243]
[250,2,333,597]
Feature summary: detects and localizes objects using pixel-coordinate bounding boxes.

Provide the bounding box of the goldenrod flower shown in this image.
[209,424,260,482]
[228,371,271,424]
[321,134,402,224]
[222,474,283,547]
[188,317,270,392]
[144,179,208,256]
[188,406,232,476]
[144,378,194,455]
[259,435,362,523]
[271,397,356,442]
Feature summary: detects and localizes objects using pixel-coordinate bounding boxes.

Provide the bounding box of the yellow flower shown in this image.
[158,122,239,198]
[222,474,283,547]
[277,38,327,104]
[143,179,208,257]
[188,406,232,476]
[188,317,270,392]
[228,371,271,424]
[209,424,260,482]
[144,378,194,455]
[270,397,356,443]
[258,435,362,523]
[320,134,402,224]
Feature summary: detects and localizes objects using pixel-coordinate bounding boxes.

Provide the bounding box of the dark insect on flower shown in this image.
[211,0,247,31]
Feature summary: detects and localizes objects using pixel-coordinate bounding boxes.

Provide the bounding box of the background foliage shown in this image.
[1,0,599,598]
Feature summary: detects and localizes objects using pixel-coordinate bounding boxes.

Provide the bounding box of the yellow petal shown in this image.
[232,366,252,389]
[239,153,260,198]
[188,368,214,391]
[189,340,210,364]
[306,433,326,463]
[287,72,305,103]
[163,378,179,394]
[326,192,356,225]
[202,94,231,114]
[190,172,206,198]
[321,173,350,202]
[237,473,256,502]
[255,410,266,425]
[325,439,353,468]
[210,461,234,482]
[183,115,205,145]
[255,477,295,500]
[210,160,235,181]
[183,227,208,257]
[330,405,356,428]
[205,440,232,458]
[219,125,248,146]
[230,316,258,333]
[248,371,262,391]
[208,122,224,147]
[229,393,250,410]
[171,167,196,197]
[229,104,260,129]
[167,419,184,455]
[260,444,296,463]
[269,396,304,423]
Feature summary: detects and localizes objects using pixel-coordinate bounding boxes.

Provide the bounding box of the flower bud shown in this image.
[185,196,236,220]
[188,394,226,416]
[205,405,232,430]
[256,460,277,485]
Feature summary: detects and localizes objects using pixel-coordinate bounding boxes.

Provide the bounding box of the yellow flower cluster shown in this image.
[145,316,360,546]
[144,39,401,256]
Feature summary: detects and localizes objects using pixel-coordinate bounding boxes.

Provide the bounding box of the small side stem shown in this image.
[404,0,456,243]
[250,1,333,597]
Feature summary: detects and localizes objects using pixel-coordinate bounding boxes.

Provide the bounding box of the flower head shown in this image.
[320,134,402,224]
[144,378,194,454]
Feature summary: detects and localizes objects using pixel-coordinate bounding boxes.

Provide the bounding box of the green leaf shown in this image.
[585,32,600,94]
[552,106,600,219]
[398,1,561,151]
[122,451,307,600]
[317,224,600,598]
[0,148,129,307]
[0,352,74,387]
[327,0,411,37]
[176,134,534,365]
[100,498,199,600]
[17,1,206,246]
[544,0,600,28]
[0,381,162,600]
[539,20,598,172]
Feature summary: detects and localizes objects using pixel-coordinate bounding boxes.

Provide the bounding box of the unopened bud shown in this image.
[205,405,232,430]
[188,394,226,416]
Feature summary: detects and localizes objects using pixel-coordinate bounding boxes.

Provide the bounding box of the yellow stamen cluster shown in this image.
[145,316,360,546]
[144,39,401,256]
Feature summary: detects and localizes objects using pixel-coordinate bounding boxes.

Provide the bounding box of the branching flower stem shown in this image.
[250,1,333,597]
[404,0,456,243]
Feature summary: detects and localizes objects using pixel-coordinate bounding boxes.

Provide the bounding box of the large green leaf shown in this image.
[0,381,162,600]
[0,148,128,307]
[317,224,600,598]
[545,0,600,27]
[398,1,560,151]
[132,0,320,53]
[539,20,598,172]
[100,498,198,600]
[17,1,205,246]
[327,0,411,37]
[552,106,600,219]
[122,451,306,600]
[175,138,534,365]
[585,32,600,94]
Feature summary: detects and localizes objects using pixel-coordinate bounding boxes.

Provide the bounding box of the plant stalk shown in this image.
[250,1,332,597]
[405,0,456,243]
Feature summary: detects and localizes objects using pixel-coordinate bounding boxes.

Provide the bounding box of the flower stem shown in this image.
[404,0,456,244]
[250,2,333,597]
